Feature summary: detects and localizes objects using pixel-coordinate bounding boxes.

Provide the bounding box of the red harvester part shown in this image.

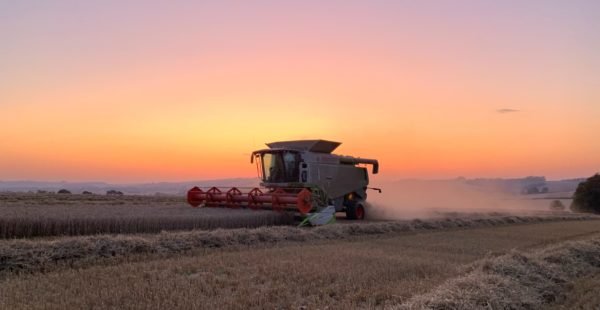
[187,186,314,214]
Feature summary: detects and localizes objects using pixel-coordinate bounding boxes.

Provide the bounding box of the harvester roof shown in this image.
[266,139,341,153]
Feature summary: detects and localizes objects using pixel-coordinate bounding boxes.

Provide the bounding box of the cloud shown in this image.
[497,108,519,114]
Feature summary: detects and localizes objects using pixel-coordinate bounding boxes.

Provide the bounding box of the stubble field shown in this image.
[0,193,599,309]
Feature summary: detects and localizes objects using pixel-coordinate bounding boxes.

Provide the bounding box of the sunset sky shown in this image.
[1,1,599,182]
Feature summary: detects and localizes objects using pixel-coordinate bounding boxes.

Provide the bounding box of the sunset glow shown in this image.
[1,1,599,182]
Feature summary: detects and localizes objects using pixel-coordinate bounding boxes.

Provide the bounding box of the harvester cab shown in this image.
[187,140,380,223]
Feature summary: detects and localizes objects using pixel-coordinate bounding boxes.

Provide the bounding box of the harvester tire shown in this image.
[346,203,365,220]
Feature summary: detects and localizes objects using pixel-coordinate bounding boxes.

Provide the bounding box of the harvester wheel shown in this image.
[346,202,365,220]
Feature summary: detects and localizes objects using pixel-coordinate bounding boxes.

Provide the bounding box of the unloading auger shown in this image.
[187,140,381,224]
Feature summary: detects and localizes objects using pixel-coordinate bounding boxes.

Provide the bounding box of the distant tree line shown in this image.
[34,189,124,195]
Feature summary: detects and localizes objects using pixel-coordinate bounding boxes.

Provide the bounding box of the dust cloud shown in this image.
[366,179,556,220]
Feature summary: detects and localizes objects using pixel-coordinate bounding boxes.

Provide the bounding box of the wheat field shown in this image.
[1,220,599,309]
[0,193,294,238]
[1,193,599,309]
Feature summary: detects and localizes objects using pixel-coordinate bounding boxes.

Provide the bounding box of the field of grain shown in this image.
[0,193,294,238]
[1,212,594,277]
[400,236,600,309]
[551,272,600,309]
[1,193,599,309]
[1,220,599,309]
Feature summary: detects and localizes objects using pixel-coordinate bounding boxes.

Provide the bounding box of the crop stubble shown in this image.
[1,219,600,309]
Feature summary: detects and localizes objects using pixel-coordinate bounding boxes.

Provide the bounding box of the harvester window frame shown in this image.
[255,155,264,180]
[259,151,300,183]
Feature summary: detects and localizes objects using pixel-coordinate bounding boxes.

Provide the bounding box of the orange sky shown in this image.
[1,1,599,182]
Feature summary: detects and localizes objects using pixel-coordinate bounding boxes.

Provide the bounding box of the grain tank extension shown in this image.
[187,140,380,220]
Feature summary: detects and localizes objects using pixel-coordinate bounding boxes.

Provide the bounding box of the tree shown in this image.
[571,174,600,214]
[522,186,540,195]
[106,190,124,196]
[549,200,565,211]
[57,189,71,194]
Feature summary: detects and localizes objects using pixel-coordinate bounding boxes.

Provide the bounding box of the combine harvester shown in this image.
[187,140,380,225]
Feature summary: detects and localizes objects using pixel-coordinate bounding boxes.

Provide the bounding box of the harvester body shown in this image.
[187,140,379,220]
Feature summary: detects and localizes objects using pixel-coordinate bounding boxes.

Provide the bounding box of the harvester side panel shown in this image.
[308,163,368,209]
